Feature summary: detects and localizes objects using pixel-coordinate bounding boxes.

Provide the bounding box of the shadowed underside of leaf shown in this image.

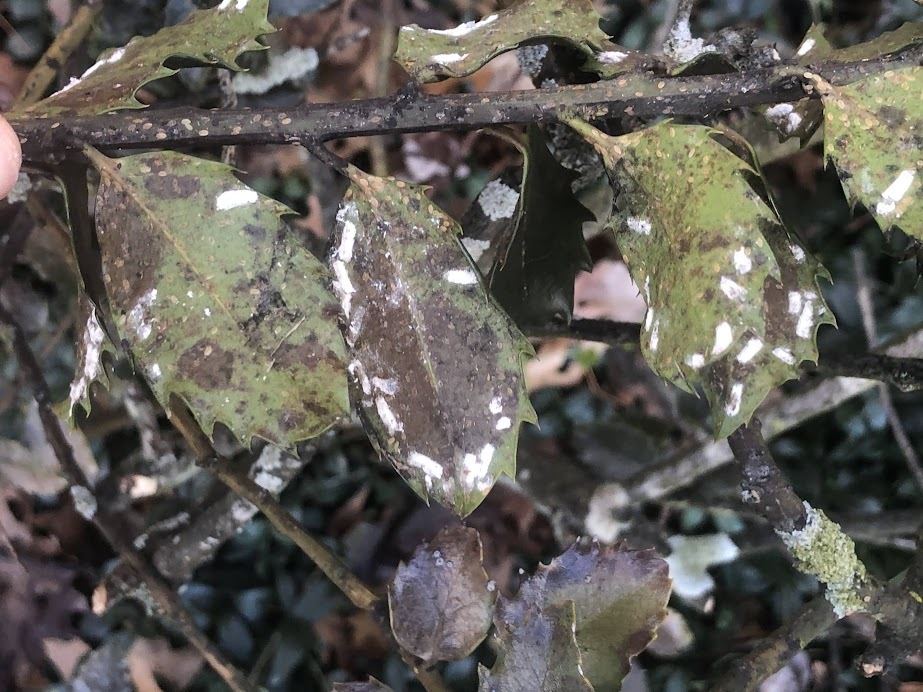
[87,148,348,448]
[389,524,495,664]
[811,68,921,240]
[569,119,834,438]
[330,166,535,517]
[487,126,593,326]
[394,0,646,84]
[480,600,593,692]
[14,0,273,118]
[486,541,670,690]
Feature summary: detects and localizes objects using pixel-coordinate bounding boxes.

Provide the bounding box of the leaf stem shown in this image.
[166,401,379,611]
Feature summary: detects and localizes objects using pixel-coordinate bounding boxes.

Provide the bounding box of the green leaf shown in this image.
[394,0,646,84]
[15,0,274,118]
[330,166,536,517]
[569,119,835,438]
[86,148,349,448]
[794,22,923,63]
[487,126,593,326]
[486,541,670,690]
[480,600,593,692]
[389,524,495,664]
[810,68,921,240]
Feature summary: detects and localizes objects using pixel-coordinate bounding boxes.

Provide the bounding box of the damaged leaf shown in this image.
[66,293,117,417]
[394,0,646,84]
[487,126,593,326]
[480,600,593,692]
[485,541,670,690]
[389,524,495,664]
[330,166,535,517]
[13,0,273,118]
[86,148,349,448]
[809,69,921,240]
[569,119,834,438]
[794,22,923,64]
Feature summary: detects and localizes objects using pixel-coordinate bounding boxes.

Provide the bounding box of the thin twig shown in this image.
[0,303,259,692]
[852,249,923,491]
[14,1,104,108]
[166,401,379,611]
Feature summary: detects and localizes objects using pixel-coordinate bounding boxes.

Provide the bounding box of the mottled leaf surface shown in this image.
[794,22,923,63]
[488,126,593,326]
[330,166,535,516]
[811,69,921,240]
[87,148,348,447]
[394,0,645,83]
[389,525,495,663]
[570,120,834,438]
[480,601,593,692]
[485,542,670,690]
[15,0,273,118]
[67,293,116,417]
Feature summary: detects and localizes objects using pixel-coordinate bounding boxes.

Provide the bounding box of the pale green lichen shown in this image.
[776,501,869,617]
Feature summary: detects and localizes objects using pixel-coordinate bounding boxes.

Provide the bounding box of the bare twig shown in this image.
[852,249,923,491]
[14,0,104,108]
[166,401,379,611]
[12,46,922,164]
[0,303,259,692]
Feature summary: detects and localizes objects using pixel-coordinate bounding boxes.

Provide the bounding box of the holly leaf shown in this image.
[389,524,495,664]
[480,600,593,692]
[485,542,670,690]
[330,166,535,517]
[809,69,921,240]
[86,148,349,448]
[487,126,593,327]
[394,0,646,84]
[66,293,116,417]
[14,0,273,118]
[794,22,923,63]
[569,119,834,438]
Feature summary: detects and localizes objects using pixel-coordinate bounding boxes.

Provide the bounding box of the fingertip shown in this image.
[0,115,23,200]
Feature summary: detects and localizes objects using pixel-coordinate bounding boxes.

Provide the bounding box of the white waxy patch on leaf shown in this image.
[725,382,744,416]
[733,247,753,274]
[765,103,804,136]
[712,321,733,356]
[216,188,259,211]
[772,347,796,365]
[626,216,652,235]
[478,179,520,221]
[408,451,444,478]
[148,363,162,380]
[489,396,503,415]
[461,237,490,262]
[348,360,372,396]
[685,352,705,369]
[649,316,660,352]
[372,376,398,395]
[69,311,107,410]
[422,14,498,37]
[875,169,916,217]
[788,291,803,316]
[495,416,511,431]
[431,52,468,65]
[719,276,747,301]
[444,268,479,285]
[376,396,403,434]
[796,295,816,338]
[790,243,806,263]
[598,50,629,63]
[127,289,157,341]
[736,338,763,364]
[796,37,816,56]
